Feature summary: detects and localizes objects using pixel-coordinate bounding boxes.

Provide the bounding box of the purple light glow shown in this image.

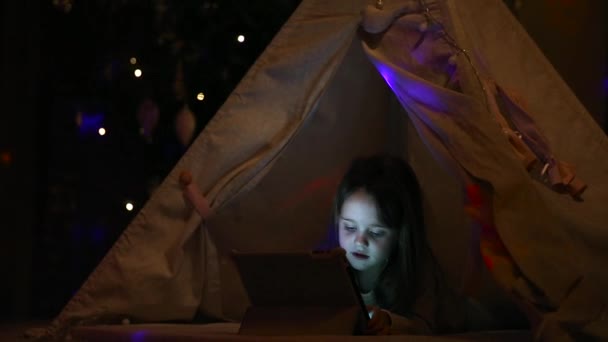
[375,63,446,112]
[131,330,148,342]
[376,64,397,91]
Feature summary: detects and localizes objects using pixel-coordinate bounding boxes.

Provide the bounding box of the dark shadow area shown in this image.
[1,0,301,322]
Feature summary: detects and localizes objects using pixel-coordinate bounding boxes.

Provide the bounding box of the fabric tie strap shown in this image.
[179,170,211,219]
[483,79,587,199]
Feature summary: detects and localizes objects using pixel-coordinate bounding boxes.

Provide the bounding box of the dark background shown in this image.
[0,0,606,323]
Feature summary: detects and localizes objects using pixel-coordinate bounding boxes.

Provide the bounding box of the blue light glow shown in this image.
[70,223,107,246]
[90,225,107,245]
[77,112,105,136]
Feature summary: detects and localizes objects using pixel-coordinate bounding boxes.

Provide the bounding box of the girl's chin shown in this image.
[348,258,378,271]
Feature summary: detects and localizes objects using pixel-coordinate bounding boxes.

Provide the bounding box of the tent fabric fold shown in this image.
[36,0,607,340]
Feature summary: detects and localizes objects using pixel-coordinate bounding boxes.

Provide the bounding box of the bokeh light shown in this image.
[98,127,106,136]
[1,151,12,166]
[134,69,142,77]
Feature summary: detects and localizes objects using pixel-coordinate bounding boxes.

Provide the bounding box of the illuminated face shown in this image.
[338,190,397,273]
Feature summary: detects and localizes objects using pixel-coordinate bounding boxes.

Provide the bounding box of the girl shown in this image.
[328,155,487,335]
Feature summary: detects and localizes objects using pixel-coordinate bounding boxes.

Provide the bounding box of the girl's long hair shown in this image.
[333,155,440,317]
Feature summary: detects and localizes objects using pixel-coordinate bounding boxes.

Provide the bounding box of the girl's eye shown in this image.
[368,231,386,238]
[343,225,356,232]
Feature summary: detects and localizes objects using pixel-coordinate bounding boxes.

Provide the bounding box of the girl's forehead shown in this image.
[340,190,384,224]
[343,189,377,207]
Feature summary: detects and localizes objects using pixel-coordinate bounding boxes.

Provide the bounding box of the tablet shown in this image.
[232,248,369,335]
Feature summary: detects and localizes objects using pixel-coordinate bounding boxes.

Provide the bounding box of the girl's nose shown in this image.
[354,233,368,247]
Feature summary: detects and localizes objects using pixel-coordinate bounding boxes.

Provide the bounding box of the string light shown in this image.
[98,127,106,136]
[134,69,142,77]
[130,57,137,64]
[196,92,205,101]
[125,202,134,211]
[237,34,245,43]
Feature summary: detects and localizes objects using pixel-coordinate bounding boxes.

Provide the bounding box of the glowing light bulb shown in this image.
[237,35,245,43]
[125,202,134,211]
[98,127,106,136]
[196,92,205,101]
[134,69,142,77]
[130,57,137,65]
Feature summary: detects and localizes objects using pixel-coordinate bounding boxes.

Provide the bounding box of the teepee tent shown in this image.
[37,0,608,340]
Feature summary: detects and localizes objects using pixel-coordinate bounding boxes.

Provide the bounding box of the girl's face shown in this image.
[338,189,398,273]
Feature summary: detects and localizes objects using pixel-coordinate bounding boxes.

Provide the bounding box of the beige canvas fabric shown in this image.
[37,0,607,340]
[358,1,608,339]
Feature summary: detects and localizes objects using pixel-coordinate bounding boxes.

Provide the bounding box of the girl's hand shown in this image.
[365,306,391,335]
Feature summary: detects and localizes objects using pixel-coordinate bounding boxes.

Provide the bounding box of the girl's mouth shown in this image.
[352,252,370,260]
